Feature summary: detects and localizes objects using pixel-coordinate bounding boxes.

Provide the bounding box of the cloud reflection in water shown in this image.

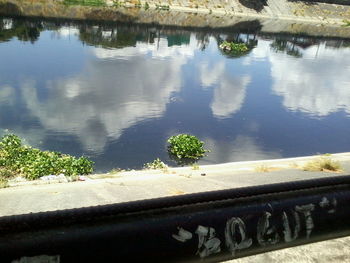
[200,61,251,119]
[271,44,350,117]
[1,22,350,169]
[20,36,196,153]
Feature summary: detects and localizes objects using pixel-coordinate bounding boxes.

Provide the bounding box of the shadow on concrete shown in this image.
[238,0,267,12]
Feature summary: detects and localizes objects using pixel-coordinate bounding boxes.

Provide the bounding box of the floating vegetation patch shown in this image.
[167,134,209,163]
[0,134,94,180]
[219,41,254,57]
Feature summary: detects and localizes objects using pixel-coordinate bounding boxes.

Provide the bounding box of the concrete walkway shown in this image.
[230,235,350,262]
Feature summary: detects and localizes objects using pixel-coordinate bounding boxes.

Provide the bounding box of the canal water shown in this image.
[1,17,350,171]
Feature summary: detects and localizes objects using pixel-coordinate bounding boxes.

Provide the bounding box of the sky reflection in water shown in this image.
[1,18,350,171]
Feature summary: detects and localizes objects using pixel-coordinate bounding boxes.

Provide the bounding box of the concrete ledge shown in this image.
[5,152,350,188]
[1,152,350,217]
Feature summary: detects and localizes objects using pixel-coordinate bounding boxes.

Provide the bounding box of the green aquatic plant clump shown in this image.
[219,41,249,55]
[0,134,94,180]
[167,134,208,160]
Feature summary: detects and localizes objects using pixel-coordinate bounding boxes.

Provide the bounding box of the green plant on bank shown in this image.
[219,41,249,55]
[0,134,94,180]
[191,164,199,170]
[109,168,123,174]
[0,178,8,188]
[135,0,142,8]
[255,164,270,173]
[0,168,15,178]
[167,134,209,160]
[155,4,170,10]
[144,2,149,9]
[0,175,8,188]
[343,19,350,27]
[144,158,168,169]
[0,168,14,188]
[303,157,342,172]
[114,0,123,7]
[63,0,106,7]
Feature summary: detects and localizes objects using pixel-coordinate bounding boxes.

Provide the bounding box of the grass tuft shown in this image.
[144,158,168,170]
[255,165,270,173]
[303,157,342,172]
[0,168,14,188]
[191,164,200,170]
[0,178,8,188]
[343,19,350,27]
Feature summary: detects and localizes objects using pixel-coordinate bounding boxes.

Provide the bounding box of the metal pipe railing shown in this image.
[1,175,350,262]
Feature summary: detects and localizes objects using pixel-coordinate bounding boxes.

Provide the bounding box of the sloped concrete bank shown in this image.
[1,0,350,38]
[6,152,350,189]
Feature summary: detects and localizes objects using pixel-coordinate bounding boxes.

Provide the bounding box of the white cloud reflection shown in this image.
[54,27,80,38]
[200,59,251,119]
[210,75,250,119]
[203,135,281,164]
[247,40,350,117]
[271,44,350,117]
[2,18,13,30]
[20,36,196,153]
[0,85,15,105]
[94,36,196,59]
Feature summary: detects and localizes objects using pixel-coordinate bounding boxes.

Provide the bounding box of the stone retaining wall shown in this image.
[0,0,350,37]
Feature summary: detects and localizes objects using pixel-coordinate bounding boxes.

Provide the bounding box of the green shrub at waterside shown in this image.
[0,134,93,180]
[167,134,209,160]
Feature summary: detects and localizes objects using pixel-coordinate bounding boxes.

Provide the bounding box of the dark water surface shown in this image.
[1,17,350,171]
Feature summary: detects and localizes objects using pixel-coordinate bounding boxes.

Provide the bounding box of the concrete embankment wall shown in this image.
[1,0,350,37]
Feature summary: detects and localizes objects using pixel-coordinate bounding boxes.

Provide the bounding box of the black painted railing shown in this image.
[1,175,350,262]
